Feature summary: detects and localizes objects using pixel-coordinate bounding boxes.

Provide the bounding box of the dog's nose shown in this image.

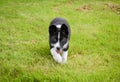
[56,47,60,51]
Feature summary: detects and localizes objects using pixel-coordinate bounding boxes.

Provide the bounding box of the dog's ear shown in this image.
[49,25,57,35]
[61,24,68,35]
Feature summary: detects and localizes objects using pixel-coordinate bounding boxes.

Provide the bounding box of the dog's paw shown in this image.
[53,54,62,63]
[62,57,67,63]
[62,51,68,63]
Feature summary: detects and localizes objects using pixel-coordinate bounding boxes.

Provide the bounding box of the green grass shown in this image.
[0,0,120,82]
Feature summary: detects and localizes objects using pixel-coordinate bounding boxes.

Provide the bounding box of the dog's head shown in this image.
[49,24,69,54]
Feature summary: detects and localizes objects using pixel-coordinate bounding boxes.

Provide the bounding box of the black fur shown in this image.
[49,17,71,51]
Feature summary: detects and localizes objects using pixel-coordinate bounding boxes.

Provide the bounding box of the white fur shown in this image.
[58,32,60,39]
[62,50,68,63]
[50,48,62,63]
[50,48,68,63]
[56,24,61,28]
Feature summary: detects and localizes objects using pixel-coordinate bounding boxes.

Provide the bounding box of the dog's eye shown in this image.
[51,37,58,43]
[54,37,58,42]
[62,31,65,35]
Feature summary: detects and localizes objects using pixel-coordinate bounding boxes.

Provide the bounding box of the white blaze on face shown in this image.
[55,24,61,52]
[54,32,60,51]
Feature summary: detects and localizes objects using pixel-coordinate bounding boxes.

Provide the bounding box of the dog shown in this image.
[49,17,71,63]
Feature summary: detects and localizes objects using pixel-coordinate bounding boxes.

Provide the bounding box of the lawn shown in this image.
[0,0,120,82]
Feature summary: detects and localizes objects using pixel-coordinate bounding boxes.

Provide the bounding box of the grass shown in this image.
[0,0,120,82]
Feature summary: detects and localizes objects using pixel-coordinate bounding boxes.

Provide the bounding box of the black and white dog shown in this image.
[49,17,71,63]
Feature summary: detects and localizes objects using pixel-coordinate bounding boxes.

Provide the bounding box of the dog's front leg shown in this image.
[50,48,62,63]
[62,50,68,63]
